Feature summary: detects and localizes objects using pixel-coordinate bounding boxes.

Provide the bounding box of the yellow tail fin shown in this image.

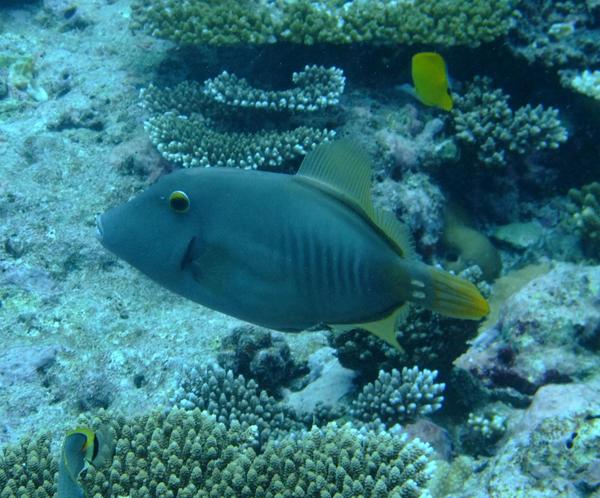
[429,267,490,320]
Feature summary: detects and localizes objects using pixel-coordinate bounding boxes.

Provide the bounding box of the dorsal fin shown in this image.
[372,208,416,259]
[296,140,415,260]
[296,139,375,220]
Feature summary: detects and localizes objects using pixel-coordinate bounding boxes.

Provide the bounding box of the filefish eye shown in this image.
[169,190,190,213]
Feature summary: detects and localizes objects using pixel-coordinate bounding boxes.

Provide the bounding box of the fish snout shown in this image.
[95,213,104,241]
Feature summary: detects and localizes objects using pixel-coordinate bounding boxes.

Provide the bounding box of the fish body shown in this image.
[99,141,488,348]
[57,427,113,498]
[58,431,87,498]
[411,52,453,111]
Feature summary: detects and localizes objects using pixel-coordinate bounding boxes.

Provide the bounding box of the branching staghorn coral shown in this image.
[452,76,568,167]
[131,0,517,48]
[568,70,600,101]
[351,367,445,426]
[82,408,243,498]
[217,325,307,393]
[461,408,507,456]
[171,365,303,448]
[204,65,345,112]
[140,66,344,115]
[0,408,436,498]
[467,411,507,442]
[140,67,341,169]
[567,182,600,258]
[0,433,56,498]
[140,80,210,116]
[280,0,516,46]
[144,114,334,169]
[130,0,279,45]
[203,422,436,498]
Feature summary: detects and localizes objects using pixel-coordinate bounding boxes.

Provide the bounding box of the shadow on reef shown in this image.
[154,43,420,89]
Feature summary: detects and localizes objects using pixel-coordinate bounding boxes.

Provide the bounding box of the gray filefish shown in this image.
[98,140,489,349]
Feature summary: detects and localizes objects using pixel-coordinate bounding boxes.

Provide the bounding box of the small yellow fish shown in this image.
[411,52,453,111]
[58,427,114,498]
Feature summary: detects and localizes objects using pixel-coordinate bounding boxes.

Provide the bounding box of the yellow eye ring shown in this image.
[169,190,190,213]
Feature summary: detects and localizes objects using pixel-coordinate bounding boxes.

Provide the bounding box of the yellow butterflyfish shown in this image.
[411,52,453,111]
[58,426,114,498]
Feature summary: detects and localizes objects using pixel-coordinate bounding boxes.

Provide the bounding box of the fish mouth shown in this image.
[95,214,104,241]
[180,236,198,270]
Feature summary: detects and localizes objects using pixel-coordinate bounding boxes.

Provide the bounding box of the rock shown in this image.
[405,419,453,461]
[0,344,61,386]
[587,0,600,12]
[47,106,104,131]
[4,235,26,258]
[447,378,600,497]
[444,207,502,281]
[515,382,600,435]
[372,174,445,250]
[109,133,165,180]
[43,0,75,15]
[455,263,600,397]
[0,260,56,296]
[492,221,544,251]
[285,348,355,415]
[75,371,115,410]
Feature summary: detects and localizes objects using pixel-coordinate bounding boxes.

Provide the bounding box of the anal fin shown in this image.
[330,303,409,351]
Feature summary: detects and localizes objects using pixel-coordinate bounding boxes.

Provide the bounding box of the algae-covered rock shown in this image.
[509,0,600,70]
[284,347,355,417]
[522,401,600,489]
[0,33,49,115]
